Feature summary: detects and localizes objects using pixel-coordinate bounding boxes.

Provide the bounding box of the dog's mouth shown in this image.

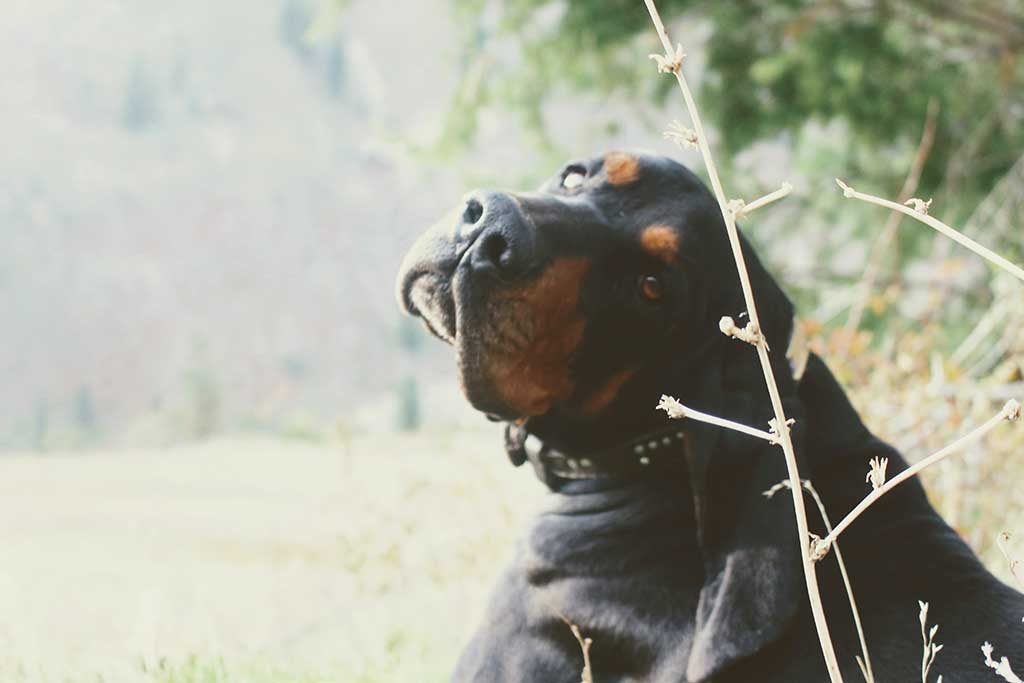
[404,271,458,345]
[398,191,596,420]
[400,253,590,420]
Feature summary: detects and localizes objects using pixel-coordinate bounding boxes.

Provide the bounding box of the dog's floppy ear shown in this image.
[673,232,806,681]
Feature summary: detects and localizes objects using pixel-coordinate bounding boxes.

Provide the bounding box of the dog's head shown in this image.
[398,151,808,680]
[397,151,794,426]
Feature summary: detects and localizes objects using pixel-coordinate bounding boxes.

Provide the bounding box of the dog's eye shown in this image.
[639,275,663,301]
[562,166,587,190]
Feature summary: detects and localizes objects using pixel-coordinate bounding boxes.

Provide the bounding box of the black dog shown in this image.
[396,152,1024,681]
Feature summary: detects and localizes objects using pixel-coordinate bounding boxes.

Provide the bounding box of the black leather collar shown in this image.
[505,422,687,491]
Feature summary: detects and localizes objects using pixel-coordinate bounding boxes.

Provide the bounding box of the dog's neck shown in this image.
[507,371,691,492]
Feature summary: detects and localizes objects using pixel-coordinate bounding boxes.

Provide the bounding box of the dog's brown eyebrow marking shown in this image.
[604,152,641,186]
[640,225,679,264]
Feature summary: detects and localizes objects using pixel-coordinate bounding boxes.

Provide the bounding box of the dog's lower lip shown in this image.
[406,272,458,342]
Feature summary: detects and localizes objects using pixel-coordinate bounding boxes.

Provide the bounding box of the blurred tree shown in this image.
[32,396,49,452]
[122,58,160,130]
[396,375,422,432]
[280,0,316,62]
[443,0,1024,220]
[396,316,423,431]
[74,385,98,441]
[182,342,222,440]
[325,38,346,98]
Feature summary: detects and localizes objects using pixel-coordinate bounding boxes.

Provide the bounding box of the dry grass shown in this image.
[0,433,542,682]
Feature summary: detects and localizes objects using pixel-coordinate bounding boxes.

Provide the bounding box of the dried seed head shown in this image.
[719,316,766,347]
[663,120,698,149]
[649,43,686,74]
[865,456,888,490]
[904,197,933,215]
[809,534,831,562]
[656,394,686,419]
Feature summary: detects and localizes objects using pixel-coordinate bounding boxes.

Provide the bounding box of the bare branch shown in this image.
[982,642,1023,683]
[816,400,1021,555]
[657,395,780,444]
[835,179,1024,283]
[919,601,944,683]
[642,1,843,680]
[562,619,594,683]
[844,98,939,337]
[733,182,794,219]
[996,531,1024,592]
[765,480,875,683]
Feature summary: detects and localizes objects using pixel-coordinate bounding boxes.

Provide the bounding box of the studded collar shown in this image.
[504,422,687,491]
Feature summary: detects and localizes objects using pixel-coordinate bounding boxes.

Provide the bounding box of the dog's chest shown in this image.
[521,489,705,680]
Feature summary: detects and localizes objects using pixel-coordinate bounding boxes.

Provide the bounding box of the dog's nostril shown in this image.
[479,232,511,269]
[463,198,484,225]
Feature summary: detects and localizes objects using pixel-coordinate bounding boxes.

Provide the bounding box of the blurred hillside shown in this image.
[0,0,478,448]
[0,0,708,450]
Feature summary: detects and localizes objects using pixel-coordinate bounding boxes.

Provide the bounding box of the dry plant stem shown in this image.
[566,621,594,683]
[735,182,793,219]
[919,601,944,683]
[982,642,1024,683]
[802,481,875,683]
[642,2,844,681]
[951,297,1010,368]
[819,400,1022,551]
[657,395,780,443]
[996,531,1024,591]
[767,480,875,683]
[844,99,938,336]
[836,179,1024,283]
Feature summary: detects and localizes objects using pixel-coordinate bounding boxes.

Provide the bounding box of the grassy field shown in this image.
[0,432,543,682]
[0,421,1019,682]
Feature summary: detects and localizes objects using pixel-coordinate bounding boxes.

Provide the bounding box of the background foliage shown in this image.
[443,0,1024,336]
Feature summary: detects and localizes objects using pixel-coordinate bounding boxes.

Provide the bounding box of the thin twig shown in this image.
[804,481,875,683]
[919,601,944,683]
[561,617,594,683]
[844,99,939,337]
[765,480,875,682]
[816,400,1022,554]
[657,395,780,443]
[951,297,1011,368]
[836,179,1024,283]
[983,642,1024,683]
[996,531,1024,592]
[733,182,794,219]
[642,2,843,680]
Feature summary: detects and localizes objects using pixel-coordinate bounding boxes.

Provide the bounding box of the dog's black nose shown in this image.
[461,192,534,278]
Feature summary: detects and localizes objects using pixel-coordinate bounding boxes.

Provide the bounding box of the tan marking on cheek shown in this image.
[484,257,590,416]
[580,368,637,416]
[640,224,680,264]
[604,152,641,186]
